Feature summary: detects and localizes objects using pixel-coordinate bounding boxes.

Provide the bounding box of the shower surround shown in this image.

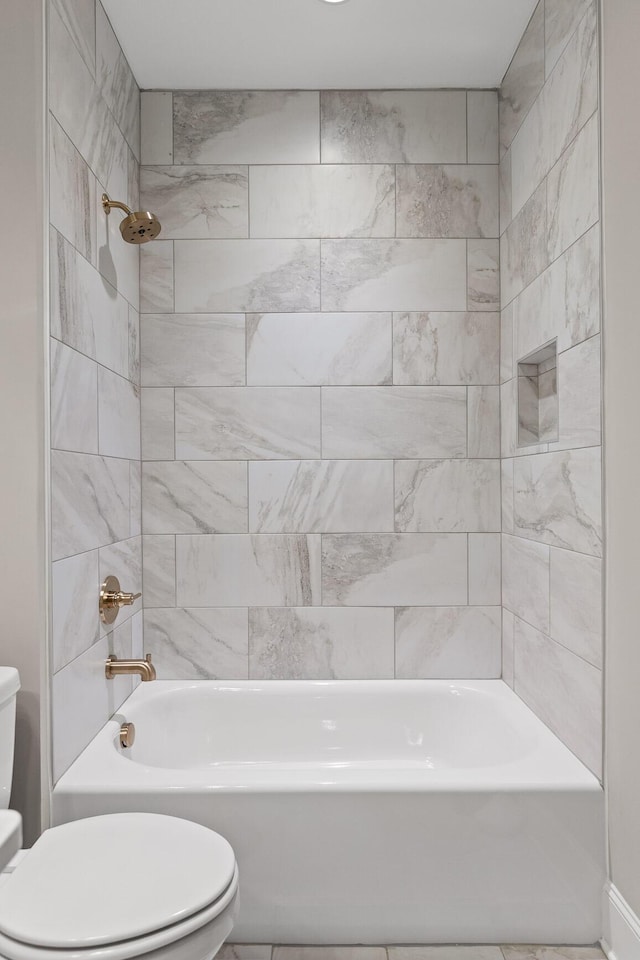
[139,88,502,684]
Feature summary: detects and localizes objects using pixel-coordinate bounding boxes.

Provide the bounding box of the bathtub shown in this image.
[53,679,604,945]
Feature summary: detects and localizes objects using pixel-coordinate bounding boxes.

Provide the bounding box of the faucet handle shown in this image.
[100,576,142,625]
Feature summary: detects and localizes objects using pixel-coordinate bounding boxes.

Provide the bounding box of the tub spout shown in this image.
[105,654,157,682]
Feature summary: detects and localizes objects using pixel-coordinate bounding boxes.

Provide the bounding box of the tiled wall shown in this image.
[139,89,502,681]
[48,0,141,781]
[499,0,602,776]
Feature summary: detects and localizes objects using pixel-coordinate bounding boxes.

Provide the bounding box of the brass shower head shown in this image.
[102,193,162,244]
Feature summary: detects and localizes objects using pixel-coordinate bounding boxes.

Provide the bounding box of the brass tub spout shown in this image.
[105,654,157,682]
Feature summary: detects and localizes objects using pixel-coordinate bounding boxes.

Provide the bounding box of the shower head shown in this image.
[101,193,162,244]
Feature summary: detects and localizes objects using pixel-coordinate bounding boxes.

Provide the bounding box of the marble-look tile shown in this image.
[500,302,515,384]
[52,550,100,673]
[249,607,394,680]
[174,91,319,164]
[502,607,516,687]
[511,3,598,215]
[247,312,391,387]
[502,948,604,960]
[51,451,130,560]
[546,0,594,76]
[142,535,176,607]
[140,241,174,313]
[141,388,174,460]
[468,385,500,458]
[322,387,467,459]
[174,239,320,313]
[502,533,550,632]
[99,536,143,630]
[98,367,140,460]
[141,166,248,240]
[499,1,545,152]
[49,4,121,189]
[250,165,395,239]
[550,547,602,667]
[50,339,98,454]
[393,312,499,387]
[176,534,321,607]
[502,458,515,533]
[141,314,245,387]
[50,229,129,378]
[275,950,386,960]
[499,148,512,233]
[142,461,247,534]
[51,0,95,74]
[50,117,96,264]
[390,949,503,960]
[322,534,467,606]
[95,2,139,156]
[514,447,602,555]
[467,239,500,311]
[468,533,501,604]
[395,606,501,679]
[321,239,467,312]
[500,180,548,307]
[96,171,139,311]
[553,335,601,449]
[217,947,272,960]
[128,304,140,385]
[547,112,599,260]
[144,608,248,679]
[175,387,320,460]
[396,165,499,239]
[514,223,600,358]
[141,92,173,165]
[130,461,141,537]
[467,91,499,163]
[320,91,467,163]
[514,616,602,776]
[249,460,393,534]
[395,460,500,533]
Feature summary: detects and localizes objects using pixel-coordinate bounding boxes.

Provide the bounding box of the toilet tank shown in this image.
[0,669,20,809]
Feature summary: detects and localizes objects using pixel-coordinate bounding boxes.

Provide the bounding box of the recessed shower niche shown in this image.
[517,340,559,447]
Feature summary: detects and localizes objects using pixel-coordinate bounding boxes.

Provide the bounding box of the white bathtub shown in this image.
[53,679,604,945]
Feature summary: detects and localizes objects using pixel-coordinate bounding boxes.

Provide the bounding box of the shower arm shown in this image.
[102,193,132,216]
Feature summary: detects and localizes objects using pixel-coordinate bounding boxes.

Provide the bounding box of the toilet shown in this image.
[0,668,239,960]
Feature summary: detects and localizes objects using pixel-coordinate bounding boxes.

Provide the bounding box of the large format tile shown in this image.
[499,1,545,152]
[175,387,321,460]
[550,547,602,667]
[275,950,386,960]
[174,239,320,313]
[502,534,550,633]
[467,239,500,311]
[469,533,501,604]
[141,314,245,387]
[500,180,548,307]
[554,335,601,450]
[174,91,320,164]
[143,461,247,534]
[176,535,321,607]
[247,313,391,386]
[49,116,96,264]
[52,550,100,673]
[321,534,467,606]
[468,386,500,458]
[99,536,143,630]
[393,312,499,386]
[50,339,98,454]
[390,949,503,960]
[395,606,501,678]
[514,616,602,776]
[95,2,139,156]
[249,165,395,239]
[321,91,467,163]
[140,166,248,239]
[141,92,173,165]
[98,368,140,460]
[142,535,176,608]
[395,460,500,532]
[467,90,499,163]
[144,608,249,679]
[248,607,395,680]
[396,165,499,239]
[322,387,467,459]
[502,607,516,687]
[321,239,467,312]
[514,447,602,555]
[141,388,174,460]
[250,460,393,533]
[51,451,130,560]
[51,0,95,75]
[545,0,594,76]
[502,944,604,960]
[140,241,174,313]
[547,112,599,260]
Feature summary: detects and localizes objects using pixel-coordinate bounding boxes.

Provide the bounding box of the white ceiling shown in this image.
[101,0,538,91]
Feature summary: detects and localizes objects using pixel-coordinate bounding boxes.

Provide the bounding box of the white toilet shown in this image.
[0,668,239,960]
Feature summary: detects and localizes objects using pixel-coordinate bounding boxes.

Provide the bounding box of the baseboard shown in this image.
[603,881,640,960]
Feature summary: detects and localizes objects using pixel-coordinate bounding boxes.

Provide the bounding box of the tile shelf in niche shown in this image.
[517,339,558,448]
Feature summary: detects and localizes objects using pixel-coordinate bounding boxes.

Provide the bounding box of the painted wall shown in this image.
[601,0,640,921]
[139,89,503,680]
[499,0,603,777]
[48,0,142,782]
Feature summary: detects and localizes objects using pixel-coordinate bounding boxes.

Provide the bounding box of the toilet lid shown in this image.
[0,813,236,949]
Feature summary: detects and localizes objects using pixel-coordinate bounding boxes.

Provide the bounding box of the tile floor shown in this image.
[218,946,606,960]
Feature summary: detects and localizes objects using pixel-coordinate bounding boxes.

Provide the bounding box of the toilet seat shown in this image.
[0,813,239,960]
